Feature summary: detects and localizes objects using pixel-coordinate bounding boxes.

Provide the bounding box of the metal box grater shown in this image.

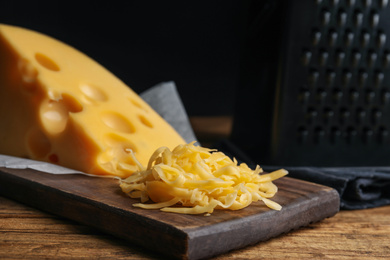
[231,0,390,166]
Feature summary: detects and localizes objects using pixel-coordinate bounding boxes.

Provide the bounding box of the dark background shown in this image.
[0,1,260,116]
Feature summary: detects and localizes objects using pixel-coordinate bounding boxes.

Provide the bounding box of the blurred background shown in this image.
[0,0,256,116]
[3,1,390,167]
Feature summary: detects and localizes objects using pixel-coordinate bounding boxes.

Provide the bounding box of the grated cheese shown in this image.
[119,142,288,215]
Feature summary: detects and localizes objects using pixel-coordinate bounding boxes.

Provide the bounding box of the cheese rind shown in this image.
[0,24,185,177]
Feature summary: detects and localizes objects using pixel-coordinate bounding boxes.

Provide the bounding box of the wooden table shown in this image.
[1,195,389,259]
[1,117,390,259]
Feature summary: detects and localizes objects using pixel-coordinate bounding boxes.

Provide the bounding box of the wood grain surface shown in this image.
[0,166,339,259]
[1,196,389,259]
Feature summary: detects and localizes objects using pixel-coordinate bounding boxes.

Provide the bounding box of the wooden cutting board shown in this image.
[0,167,339,260]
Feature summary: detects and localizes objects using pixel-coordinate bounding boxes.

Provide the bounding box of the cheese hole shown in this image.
[138,115,153,128]
[104,133,138,153]
[98,134,139,174]
[35,53,60,71]
[80,83,108,102]
[18,58,38,86]
[61,94,83,113]
[27,128,51,158]
[130,98,142,108]
[40,100,69,135]
[129,98,148,112]
[101,112,135,133]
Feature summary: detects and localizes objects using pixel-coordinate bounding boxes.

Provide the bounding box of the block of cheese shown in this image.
[0,24,185,178]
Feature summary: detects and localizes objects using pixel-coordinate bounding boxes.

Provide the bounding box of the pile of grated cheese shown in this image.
[119,142,288,215]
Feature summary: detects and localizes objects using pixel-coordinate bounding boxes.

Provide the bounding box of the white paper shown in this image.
[0,154,84,174]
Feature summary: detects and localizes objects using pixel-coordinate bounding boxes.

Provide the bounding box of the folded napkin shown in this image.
[140,81,197,143]
[262,166,390,210]
[214,139,390,210]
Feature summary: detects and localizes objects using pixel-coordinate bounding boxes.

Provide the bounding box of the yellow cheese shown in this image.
[120,142,288,215]
[0,24,185,177]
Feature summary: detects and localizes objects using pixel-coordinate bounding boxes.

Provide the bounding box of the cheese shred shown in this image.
[119,142,288,215]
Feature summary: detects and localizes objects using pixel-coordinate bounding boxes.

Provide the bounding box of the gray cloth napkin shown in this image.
[140,81,197,143]
[263,166,390,210]
[214,139,390,210]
